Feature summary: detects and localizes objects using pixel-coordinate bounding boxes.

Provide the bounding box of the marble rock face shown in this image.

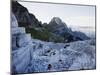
[11,13,96,74]
[11,13,33,73]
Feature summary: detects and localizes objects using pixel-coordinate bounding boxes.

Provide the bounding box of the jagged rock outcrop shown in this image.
[12,1,42,27]
[48,17,89,42]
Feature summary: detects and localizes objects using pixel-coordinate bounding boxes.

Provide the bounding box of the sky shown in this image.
[19,1,95,33]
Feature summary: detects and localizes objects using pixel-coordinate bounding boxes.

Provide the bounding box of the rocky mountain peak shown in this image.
[12,1,89,43]
[50,17,62,25]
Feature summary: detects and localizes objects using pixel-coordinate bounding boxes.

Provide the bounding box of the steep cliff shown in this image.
[12,1,42,27]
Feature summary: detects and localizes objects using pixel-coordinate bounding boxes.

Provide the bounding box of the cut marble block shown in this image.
[11,27,25,35]
[11,30,29,50]
[16,33,32,47]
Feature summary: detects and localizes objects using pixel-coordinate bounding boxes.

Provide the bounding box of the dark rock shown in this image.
[47,64,52,70]
[12,1,42,27]
[48,17,89,42]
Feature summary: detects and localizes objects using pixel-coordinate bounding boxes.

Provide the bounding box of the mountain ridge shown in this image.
[12,1,89,43]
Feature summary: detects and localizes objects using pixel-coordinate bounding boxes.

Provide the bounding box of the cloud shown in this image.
[66,16,95,28]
